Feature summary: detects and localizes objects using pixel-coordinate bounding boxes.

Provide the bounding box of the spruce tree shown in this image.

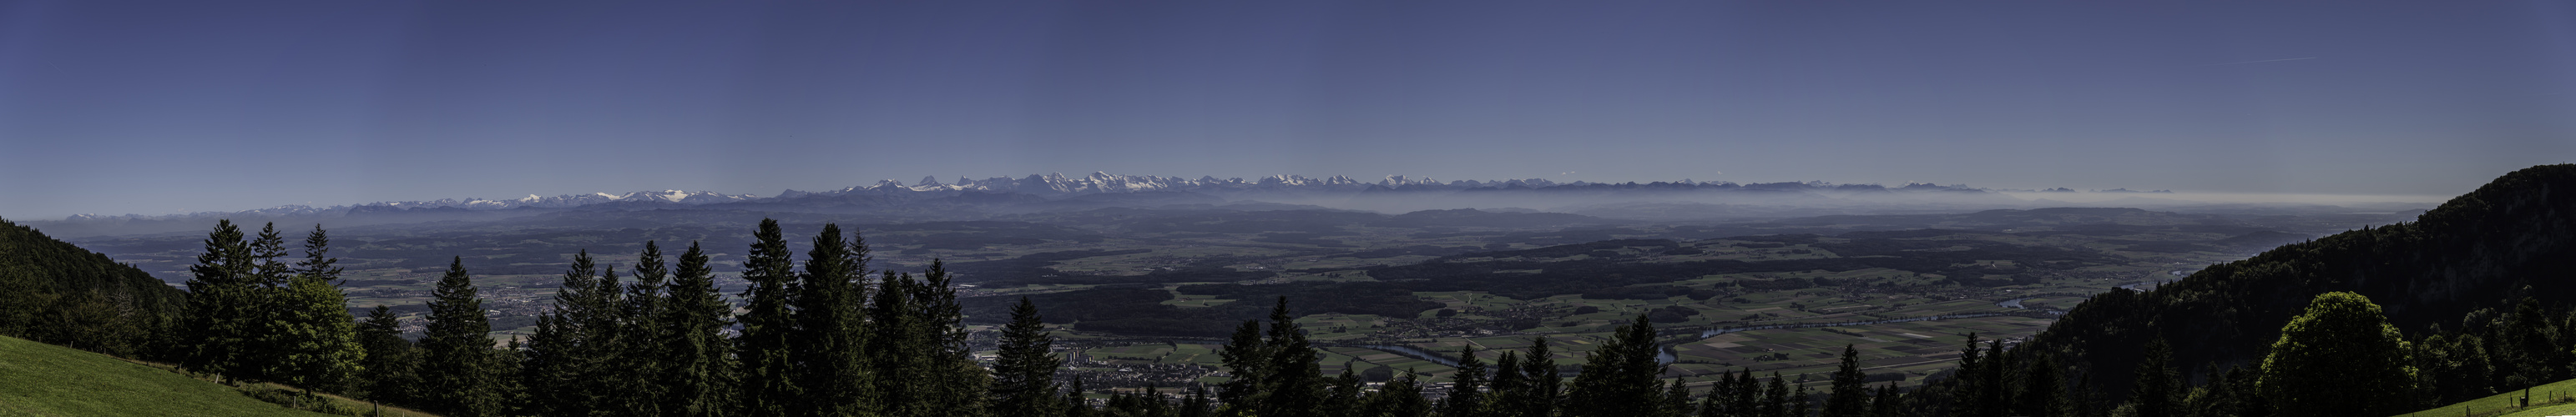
[1182,385,1214,417]
[1822,344,1866,417]
[1485,351,1526,416]
[1443,344,1488,417]
[419,258,503,417]
[1517,337,1561,417]
[2129,338,2180,417]
[523,250,620,415]
[1790,384,1809,417]
[1362,369,1431,417]
[2018,353,2065,417]
[1323,365,1363,417]
[1215,319,1269,415]
[660,241,735,416]
[914,259,991,415]
[1255,297,1326,417]
[993,297,1065,417]
[1565,314,1663,417]
[1761,374,1786,417]
[800,224,876,416]
[240,223,295,382]
[356,305,419,405]
[1661,379,1691,417]
[182,219,255,380]
[735,219,801,416]
[617,241,670,416]
[1950,334,1981,414]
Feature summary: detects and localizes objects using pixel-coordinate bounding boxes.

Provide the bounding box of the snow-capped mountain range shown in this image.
[58,171,2039,222]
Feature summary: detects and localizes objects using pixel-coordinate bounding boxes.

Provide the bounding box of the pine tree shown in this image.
[735,219,801,416]
[1661,379,1692,417]
[2018,352,2065,417]
[523,250,623,415]
[1761,374,1786,417]
[660,241,735,416]
[993,297,1066,417]
[802,224,878,416]
[1324,364,1363,417]
[1067,378,1094,417]
[419,258,503,417]
[1182,385,1214,417]
[1485,350,1526,417]
[1517,337,1562,417]
[1443,344,1488,417]
[269,226,363,397]
[356,305,419,405]
[913,259,991,416]
[1216,319,1269,415]
[2129,338,2180,417]
[1256,297,1326,417]
[1364,369,1432,417]
[1977,338,2008,417]
[1565,314,1663,417]
[1822,345,1866,417]
[218,223,296,383]
[1790,384,1809,417]
[183,219,255,381]
[615,241,671,416]
[1867,384,1895,417]
[1950,333,1981,415]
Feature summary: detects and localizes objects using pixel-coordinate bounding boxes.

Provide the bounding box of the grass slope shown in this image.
[2396,378,2576,417]
[0,335,331,417]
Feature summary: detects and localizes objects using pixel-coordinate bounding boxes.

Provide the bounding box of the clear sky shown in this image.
[3,1,2571,219]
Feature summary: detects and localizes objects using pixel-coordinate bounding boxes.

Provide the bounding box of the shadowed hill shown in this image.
[2028,164,2576,402]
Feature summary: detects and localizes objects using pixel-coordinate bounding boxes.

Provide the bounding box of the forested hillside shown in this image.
[2025,163,2576,406]
[0,218,185,356]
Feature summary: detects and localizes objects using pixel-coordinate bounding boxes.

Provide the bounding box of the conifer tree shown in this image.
[801,224,877,416]
[1485,351,1526,416]
[1363,369,1432,417]
[1443,344,1488,417]
[356,305,418,405]
[523,250,623,415]
[1067,378,1094,417]
[1867,384,1895,417]
[1182,385,1214,417]
[183,219,255,380]
[419,258,503,417]
[1790,384,1809,417]
[1661,379,1691,417]
[1822,344,1866,417]
[735,219,801,416]
[238,223,294,382]
[1565,314,1663,417]
[2018,353,2065,417]
[1515,337,1561,417]
[270,226,362,396]
[913,259,991,415]
[1761,374,1786,417]
[615,241,670,416]
[1950,333,1981,415]
[993,297,1065,417]
[1324,365,1363,417]
[1977,339,2008,417]
[1216,319,1269,414]
[2129,338,2180,417]
[1256,297,1326,417]
[660,241,735,416]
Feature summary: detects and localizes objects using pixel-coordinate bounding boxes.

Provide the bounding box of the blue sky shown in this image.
[3,1,2571,218]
